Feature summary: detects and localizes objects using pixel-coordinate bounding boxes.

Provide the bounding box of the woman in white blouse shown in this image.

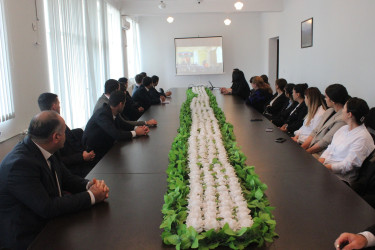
[319,97,375,184]
[292,87,327,144]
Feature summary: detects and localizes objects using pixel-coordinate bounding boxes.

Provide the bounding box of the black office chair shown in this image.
[365,107,375,143]
[351,150,375,208]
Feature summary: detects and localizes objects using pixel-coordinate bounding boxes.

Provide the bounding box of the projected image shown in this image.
[175,37,224,75]
[176,47,223,75]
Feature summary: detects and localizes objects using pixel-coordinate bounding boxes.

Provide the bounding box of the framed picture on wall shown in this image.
[301,18,313,48]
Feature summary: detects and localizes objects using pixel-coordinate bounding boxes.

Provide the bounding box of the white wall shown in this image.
[137,13,264,90]
[0,0,49,142]
[260,0,375,107]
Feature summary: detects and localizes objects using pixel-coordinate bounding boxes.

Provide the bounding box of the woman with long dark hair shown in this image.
[220,69,250,100]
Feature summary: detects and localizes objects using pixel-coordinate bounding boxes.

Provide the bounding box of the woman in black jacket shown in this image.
[271,83,298,127]
[264,78,289,118]
[280,83,309,134]
[220,69,251,100]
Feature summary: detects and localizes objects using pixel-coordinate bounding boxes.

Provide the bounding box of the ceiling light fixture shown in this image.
[158,1,166,9]
[167,16,174,23]
[224,19,231,26]
[234,1,244,10]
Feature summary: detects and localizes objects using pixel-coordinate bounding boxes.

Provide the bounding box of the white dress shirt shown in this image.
[359,231,375,247]
[294,106,326,144]
[321,124,375,183]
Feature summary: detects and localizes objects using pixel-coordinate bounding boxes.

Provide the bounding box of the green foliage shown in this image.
[160,88,277,249]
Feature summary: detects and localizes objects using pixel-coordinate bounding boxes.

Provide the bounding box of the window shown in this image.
[44,0,123,128]
[106,3,124,79]
[125,17,141,80]
[0,0,15,123]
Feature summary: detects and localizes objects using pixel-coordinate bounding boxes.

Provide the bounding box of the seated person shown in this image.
[118,77,144,121]
[264,78,289,118]
[151,75,171,97]
[319,97,375,184]
[301,84,350,155]
[245,76,273,113]
[93,79,120,114]
[82,91,149,160]
[95,79,156,127]
[335,225,375,250]
[132,76,165,110]
[38,93,96,177]
[280,83,308,134]
[220,69,251,100]
[132,73,145,96]
[271,83,298,126]
[0,111,109,249]
[292,87,327,144]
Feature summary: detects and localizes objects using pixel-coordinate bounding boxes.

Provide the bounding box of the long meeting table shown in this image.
[30,88,375,249]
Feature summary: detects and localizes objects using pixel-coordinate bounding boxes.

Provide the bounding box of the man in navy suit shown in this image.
[0,111,109,249]
[82,91,149,161]
[132,76,165,111]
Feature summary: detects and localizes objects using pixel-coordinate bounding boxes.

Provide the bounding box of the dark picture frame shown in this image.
[301,18,313,48]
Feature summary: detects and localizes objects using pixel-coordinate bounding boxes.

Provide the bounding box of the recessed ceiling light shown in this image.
[167,17,174,23]
[224,19,231,25]
[234,1,244,10]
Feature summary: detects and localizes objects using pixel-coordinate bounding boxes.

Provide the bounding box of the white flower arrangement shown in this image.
[186,87,254,233]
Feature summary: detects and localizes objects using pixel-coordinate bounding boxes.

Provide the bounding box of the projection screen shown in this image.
[175,36,223,76]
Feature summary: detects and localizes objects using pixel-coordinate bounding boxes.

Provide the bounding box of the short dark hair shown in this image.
[275,78,287,91]
[346,97,369,125]
[261,74,269,84]
[294,83,309,99]
[142,76,152,87]
[104,79,119,94]
[135,74,144,84]
[28,111,62,141]
[109,90,126,107]
[38,93,58,111]
[151,75,159,83]
[325,84,350,105]
[118,77,128,83]
[140,72,147,78]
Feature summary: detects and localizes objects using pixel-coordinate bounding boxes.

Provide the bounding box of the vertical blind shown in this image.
[0,0,15,123]
[44,0,123,128]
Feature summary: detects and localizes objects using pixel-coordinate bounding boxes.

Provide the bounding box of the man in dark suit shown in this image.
[38,93,96,177]
[132,76,165,111]
[132,73,144,96]
[118,77,144,120]
[335,225,375,249]
[0,111,109,249]
[151,75,172,97]
[82,91,149,160]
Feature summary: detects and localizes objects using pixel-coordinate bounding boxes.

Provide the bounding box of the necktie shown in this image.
[48,155,62,197]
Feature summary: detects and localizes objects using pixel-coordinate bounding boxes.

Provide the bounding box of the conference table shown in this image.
[30,88,375,249]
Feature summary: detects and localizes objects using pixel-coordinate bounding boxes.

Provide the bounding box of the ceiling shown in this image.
[118,0,283,16]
